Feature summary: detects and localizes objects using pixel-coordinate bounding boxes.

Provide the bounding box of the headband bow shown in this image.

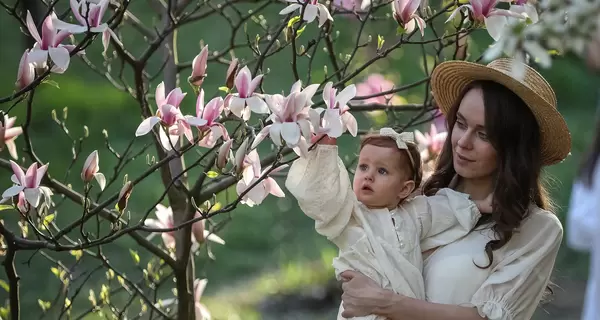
[379,127,415,150]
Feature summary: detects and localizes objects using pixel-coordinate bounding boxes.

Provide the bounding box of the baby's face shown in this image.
[352,144,411,209]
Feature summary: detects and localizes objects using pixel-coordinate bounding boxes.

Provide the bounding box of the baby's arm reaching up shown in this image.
[285,138,357,243]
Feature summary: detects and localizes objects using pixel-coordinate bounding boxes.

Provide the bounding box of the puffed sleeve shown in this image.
[404,188,481,251]
[469,210,563,320]
[566,163,600,251]
[284,145,356,241]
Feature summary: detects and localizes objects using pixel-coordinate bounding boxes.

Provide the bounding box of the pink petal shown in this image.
[26,11,43,44]
[40,15,55,49]
[48,46,70,73]
[9,161,26,185]
[135,117,161,136]
[341,112,358,137]
[70,0,86,25]
[265,178,285,197]
[204,96,224,122]
[248,74,263,95]
[235,66,252,98]
[196,89,205,117]
[250,125,271,149]
[165,88,186,107]
[155,82,166,107]
[35,163,48,188]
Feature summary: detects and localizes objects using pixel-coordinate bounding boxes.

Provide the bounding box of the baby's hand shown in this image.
[311,133,337,145]
[474,192,493,214]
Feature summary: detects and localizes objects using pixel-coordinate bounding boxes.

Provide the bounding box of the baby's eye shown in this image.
[358,164,368,171]
[378,168,388,175]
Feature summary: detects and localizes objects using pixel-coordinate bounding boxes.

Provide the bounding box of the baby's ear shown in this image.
[397,180,416,200]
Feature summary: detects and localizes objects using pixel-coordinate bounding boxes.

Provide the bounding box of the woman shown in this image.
[338,58,572,320]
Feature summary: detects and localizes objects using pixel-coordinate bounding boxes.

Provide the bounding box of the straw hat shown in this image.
[430,58,571,166]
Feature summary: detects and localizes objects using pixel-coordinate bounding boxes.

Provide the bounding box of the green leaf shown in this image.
[218,86,230,93]
[287,15,301,28]
[38,299,51,312]
[206,171,219,178]
[377,35,385,50]
[296,25,307,39]
[42,80,60,89]
[129,249,140,265]
[0,204,14,211]
[396,26,406,36]
[0,279,9,292]
[43,214,55,226]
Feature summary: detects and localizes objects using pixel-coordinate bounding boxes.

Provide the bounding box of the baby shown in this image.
[285,127,489,320]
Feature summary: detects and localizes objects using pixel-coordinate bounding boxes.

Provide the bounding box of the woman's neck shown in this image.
[456,176,494,201]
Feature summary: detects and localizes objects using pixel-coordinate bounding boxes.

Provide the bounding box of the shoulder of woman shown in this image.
[519,205,563,238]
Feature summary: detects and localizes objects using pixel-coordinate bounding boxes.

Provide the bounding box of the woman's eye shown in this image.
[456,121,466,129]
[478,132,488,141]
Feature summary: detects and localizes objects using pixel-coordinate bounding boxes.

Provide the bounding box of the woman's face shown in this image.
[450,87,498,180]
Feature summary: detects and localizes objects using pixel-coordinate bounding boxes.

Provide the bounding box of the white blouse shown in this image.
[423,203,563,320]
[285,145,481,304]
[567,160,600,320]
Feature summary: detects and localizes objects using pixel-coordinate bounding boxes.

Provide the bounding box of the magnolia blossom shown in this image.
[81,150,106,190]
[16,50,35,90]
[354,74,396,105]
[52,0,121,53]
[194,279,211,320]
[144,204,225,250]
[225,58,239,90]
[311,82,358,138]
[2,161,49,208]
[392,0,426,36]
[186,90,229,148]
[135,82,194,150]
[333,0,371,11]
[26,11,76,73]
[279,0,333,27]
[116,181,133,213]
[251,80,319,156]
[189,45,208,87]
[415,123,447,162]
[235,150,285,207]
[0,115,23,160]
[225,66,269,121]
[447,0,525,41]
[216,139,234,170]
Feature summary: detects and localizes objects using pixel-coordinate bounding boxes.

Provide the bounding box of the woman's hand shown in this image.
[339,270,399,318]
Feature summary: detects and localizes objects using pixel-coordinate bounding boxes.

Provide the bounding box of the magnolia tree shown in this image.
[0,0,596,319]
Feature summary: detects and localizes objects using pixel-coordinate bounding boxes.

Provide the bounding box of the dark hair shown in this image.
[360,134,423,190]
[578,117,600,187]
[423,80,553,268]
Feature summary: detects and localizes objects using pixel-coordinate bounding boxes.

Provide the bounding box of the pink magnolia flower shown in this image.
[236,151,285,207]
[15,50,35,90]
[2,161,48,208]
[194,279,211,320]
[312,82,358,138]
[144,204,225,250]
[252,92,312,157]
[333,0,371,11]
[189,45,208,87]
[415,123,447,162]
[52,0,121,53]
[279,0,333,28]
[235,146,261,185]
[81,150,106,190]
[0,115,23,160]
[392,0,426,36]
[135,82,194,150]
[251,80,318,156]
[216,139,234,170]
[226,66,268,121]
[354,74,395,105]
[186,89,229,148]
[225,58,239,90]
[447,0,525,41]
[26,11,76,73]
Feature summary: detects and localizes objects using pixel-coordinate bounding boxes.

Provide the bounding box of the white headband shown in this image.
[378,127,418,181]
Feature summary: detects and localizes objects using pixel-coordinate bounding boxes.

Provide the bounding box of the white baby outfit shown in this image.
[285,145,482,320]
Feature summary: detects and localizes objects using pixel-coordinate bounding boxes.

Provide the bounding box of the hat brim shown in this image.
[431,60,571,166]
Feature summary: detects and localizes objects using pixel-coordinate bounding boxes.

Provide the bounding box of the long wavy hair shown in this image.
[423,80,554,268]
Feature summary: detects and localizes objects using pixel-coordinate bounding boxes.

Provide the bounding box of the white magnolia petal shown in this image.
[484,15,508,41]
[341,112,358,137]
[185,116,208,127]
[48,46,71,73]
[24,188,41,207]
[205,231,226,245]
[280,122,301,146]
[246,96,269,114]
[94,172,106,191]
[135,117,161,136]
[303,5,319,23]
[269,123,283,146]
[265,178,286,197]
[2,185,25,198]
[27,49,49,68]
[322,109,344,138]
[335,84,356,108]
[279,3,301,15]
[297,119,312,141]
[250,126,271,150]
[228,96,246,118]
[51,19,87,33]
